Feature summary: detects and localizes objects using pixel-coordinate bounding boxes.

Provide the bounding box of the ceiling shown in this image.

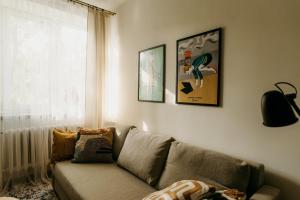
[83,0,128,11]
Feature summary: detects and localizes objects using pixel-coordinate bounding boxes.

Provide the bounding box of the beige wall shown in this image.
[112,0,300,198]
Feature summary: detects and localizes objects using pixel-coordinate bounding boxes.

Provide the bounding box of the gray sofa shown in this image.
[52,123,280,200]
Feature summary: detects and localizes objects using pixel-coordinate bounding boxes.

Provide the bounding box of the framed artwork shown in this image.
[138,44,166,102]
[176,28,222,106]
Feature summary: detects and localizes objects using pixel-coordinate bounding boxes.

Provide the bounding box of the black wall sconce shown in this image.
[261,82,300,127]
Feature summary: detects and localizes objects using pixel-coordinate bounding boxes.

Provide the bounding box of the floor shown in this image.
[3,182,57,200]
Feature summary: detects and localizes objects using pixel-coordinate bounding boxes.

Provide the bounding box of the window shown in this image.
[0,0,87,126]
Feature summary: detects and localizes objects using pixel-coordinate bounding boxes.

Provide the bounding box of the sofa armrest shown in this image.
[249,185,280,200]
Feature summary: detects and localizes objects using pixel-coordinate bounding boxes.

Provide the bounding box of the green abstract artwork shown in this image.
[138,44,165,102]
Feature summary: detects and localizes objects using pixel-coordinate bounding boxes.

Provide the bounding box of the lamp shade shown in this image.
[261,90,298,127]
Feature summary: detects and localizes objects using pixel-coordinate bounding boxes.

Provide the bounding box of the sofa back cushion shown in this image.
[117,128,174,186]
[157,141,251,192]
[103,122,135,160]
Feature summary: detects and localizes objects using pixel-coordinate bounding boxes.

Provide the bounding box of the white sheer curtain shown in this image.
[0,0,88,191]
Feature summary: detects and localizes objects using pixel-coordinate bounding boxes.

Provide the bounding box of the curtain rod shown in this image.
[69,0,116,15]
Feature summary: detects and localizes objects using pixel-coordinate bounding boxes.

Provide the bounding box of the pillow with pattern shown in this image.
[143,180,215,200]
[216,189,246,200]
[72,131,113,163]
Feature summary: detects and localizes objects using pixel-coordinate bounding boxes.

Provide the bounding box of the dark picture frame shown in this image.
[138,44,166,103]
[176,28,222,106]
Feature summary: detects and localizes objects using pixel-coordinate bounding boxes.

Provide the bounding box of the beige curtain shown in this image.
[85,8,110,129]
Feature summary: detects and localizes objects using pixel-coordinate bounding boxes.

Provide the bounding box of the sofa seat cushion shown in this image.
[54,161,156,200]
[157,141,251,193]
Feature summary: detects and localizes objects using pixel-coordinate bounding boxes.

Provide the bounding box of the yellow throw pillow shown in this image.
[143,180,215,200]
[51,128,77,163]
[77,127,114,145]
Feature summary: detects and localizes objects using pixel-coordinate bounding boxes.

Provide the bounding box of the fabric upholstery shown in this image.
[117,128,174,186]
[157,141,251,193]
[246,161,265,197]
[103,121,135,160]
[249,185,280,200]
[143,180,215,200]
[51,129,76,163]
[53,179,71,200]
[53,161,156,200]
[72,135,113,163]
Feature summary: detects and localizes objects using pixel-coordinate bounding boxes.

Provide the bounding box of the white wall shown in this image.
[111,0,300,199]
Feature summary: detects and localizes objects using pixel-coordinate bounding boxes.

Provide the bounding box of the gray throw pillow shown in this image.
[117,128,174,186]
[72,135,113,163]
